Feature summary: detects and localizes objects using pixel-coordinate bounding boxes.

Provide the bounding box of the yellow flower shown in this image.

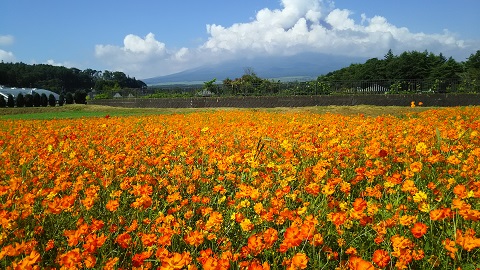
[413,191,428,203]
[416,142,427,153]
[297,206,307,215]
[218,196,226,204]
[339,201,348,212]
[240,218,254,232]
[239,199,250,208]
[418,202,430,213]
[253,203,264,214]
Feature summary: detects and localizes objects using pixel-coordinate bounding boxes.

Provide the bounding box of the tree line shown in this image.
[0,62,147,93]
[318,49,480,83]
[214,50,480,96]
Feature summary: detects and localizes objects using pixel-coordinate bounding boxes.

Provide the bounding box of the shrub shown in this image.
[24,94,33,107]
[33,93,41,107]
[16,93,25,107]
[93,93,110,99]
[48,94,56,107]
[74,90,87,104]
[7,94,14,107]
[58,94,65,106]
[40,93,48,107]
[65,92,74,104]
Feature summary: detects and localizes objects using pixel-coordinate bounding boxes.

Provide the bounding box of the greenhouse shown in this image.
[0,86,60,101]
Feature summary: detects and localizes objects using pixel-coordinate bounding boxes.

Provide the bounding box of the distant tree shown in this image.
[7,94,14,107]
[0,62,146,92]
[74,90,87,104]
[0,96,6,107]
[24,94,33,107]
[202,78,217,95]
[58,93,65,106]
[384,49,395,62]
[16,93,25,107]
[40,93,48,107]
[32,93,41,107]
[65,92,74,104]
[465,50,480,80]
[48,94,56,107]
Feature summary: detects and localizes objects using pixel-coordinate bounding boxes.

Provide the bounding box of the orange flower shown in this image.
[348,256,375,270]
[103,257,119,270]
[456,229,480,252]
[162,252,190,269]
[243,260,270,270]
[279,225,302,252]
[105,199,119,212]
[201,257,230,270]
[84,253,97,268]
[311,233,324,246]
[83,233,107,253]
[205,211,223,232]
[58,248,82,269]
[345,247,357,255]
[305,183,320,196]
[11,249,40,269]
[443,238,457,259]
[352,198,367,212]
[247,234,264,256]
[429,208,445,221]
[453,184,468,199]
[115,232,131,249]
[262,228,278,248]
[289,253,308,270]
[132,251,152,267]
[409,161,423,173]
[372,249,390,268]
[184,230,204,247]
[327,211,347,227]
[45,239,55,252]
[411,222,428,238]
[412,249,424,260]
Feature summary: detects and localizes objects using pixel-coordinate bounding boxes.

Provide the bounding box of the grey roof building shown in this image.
[0,86,60,100]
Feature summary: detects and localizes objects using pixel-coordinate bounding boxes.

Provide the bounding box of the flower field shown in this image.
[0,107,479,269]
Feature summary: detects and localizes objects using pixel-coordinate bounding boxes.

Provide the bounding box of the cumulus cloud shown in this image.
[95,32,194,78]
[0,49,16,62]
[203,0,465,57]
[44,59,74,67]
[0,35,16,62]
[95,0,468,79]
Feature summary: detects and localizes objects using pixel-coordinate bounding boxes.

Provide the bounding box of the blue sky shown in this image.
[1,0,479,79]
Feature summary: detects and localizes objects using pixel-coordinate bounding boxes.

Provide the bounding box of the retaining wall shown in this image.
[88,94,480,108]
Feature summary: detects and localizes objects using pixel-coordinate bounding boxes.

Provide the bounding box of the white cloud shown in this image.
[0,49,16,62]
[203,0,465,57]
[95,32,195,78]
[95,0,468,79]
[44,59,73,67]
[0,35,14,46]
[0,35,16,62]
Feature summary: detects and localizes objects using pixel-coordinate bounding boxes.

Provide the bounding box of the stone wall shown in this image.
[88,94,480,108]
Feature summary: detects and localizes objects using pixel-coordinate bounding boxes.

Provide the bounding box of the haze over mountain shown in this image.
[143,53,366,85]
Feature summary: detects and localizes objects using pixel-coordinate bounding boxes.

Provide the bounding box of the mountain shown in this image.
[143,53,366,85]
